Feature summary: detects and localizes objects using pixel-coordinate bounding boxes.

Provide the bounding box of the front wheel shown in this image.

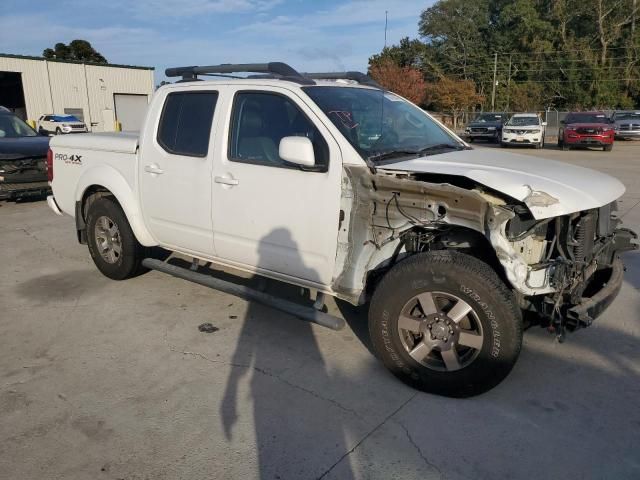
[603,144,613,152]
[86,196,148,280]
[368,251,522,397]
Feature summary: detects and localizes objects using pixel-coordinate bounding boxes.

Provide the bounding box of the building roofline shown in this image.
[0,53,154,70]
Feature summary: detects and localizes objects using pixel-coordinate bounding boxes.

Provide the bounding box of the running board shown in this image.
[142,258,345,331]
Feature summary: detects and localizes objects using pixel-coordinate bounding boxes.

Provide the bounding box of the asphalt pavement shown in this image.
[1,142,639,479]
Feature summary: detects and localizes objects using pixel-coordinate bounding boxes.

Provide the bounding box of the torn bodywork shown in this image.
[332,165,638,335]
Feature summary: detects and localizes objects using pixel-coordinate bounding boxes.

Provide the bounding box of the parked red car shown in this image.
[558,112,615,151]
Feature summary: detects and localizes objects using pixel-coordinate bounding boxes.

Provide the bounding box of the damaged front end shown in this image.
[332,165,638,339]
[505,203,637,337]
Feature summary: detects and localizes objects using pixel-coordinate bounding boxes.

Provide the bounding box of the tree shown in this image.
[369,37,427,69]
[370,0,640,110]
[369,59,426,105]
[424,78,484,128]
[43,40,107,64]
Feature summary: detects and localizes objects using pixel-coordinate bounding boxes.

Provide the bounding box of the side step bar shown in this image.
[142,258,346,331]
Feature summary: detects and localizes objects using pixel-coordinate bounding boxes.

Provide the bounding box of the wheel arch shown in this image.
[75,168,156,246]
[362,225,511,301]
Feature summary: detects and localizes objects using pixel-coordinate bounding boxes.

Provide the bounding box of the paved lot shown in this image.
[1,142,639,480]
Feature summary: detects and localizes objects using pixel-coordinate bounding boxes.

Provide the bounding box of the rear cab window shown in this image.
[157,91,219,157]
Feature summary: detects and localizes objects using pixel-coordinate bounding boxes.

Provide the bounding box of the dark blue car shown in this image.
[464,112,509,143]
[0,107,51,200]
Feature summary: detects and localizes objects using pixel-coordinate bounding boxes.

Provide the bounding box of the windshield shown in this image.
[507,116,539,126]
[52,115,80,122]
[473,113,505,123]
[613,112,640,121]
[0,114,39,138]
[302,86,463,161]
[566,113,609,124]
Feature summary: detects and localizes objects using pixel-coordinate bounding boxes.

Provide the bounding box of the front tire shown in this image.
[368,251,522,397]
[86,196,148,280]
[603,144,613,152]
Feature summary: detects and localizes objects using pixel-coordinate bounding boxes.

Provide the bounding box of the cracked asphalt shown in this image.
[1,142,639,480]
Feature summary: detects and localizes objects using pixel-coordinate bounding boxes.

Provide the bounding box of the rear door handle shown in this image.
[214,176,239,186]
[144,164,164,175]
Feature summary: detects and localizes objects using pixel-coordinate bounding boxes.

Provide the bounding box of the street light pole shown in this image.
[491,52,497,111]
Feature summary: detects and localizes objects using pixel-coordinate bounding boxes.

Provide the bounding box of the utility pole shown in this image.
[506,55,512,112]
[491,52,498,111]
[384,10,388,48]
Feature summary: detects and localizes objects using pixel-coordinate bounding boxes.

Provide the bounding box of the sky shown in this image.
[0,0,432,83]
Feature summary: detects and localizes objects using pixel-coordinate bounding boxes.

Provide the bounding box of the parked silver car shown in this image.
[612,110,640,140]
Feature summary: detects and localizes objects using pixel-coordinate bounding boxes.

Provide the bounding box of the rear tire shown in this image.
[86,196,148,280]
[368,251,522,397]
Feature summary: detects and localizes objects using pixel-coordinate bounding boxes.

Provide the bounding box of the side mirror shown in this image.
[279,136,315,167]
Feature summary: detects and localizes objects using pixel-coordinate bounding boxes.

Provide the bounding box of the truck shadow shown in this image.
[166,237,640,479]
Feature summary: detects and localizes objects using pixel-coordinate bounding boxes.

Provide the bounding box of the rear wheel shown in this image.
[368,251,522,397]
[86,196,148,280]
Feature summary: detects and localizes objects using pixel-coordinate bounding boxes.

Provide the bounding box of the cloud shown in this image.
[0,1,432,82]
[107,0,283,18]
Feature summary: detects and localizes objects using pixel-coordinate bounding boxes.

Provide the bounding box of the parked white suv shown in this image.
[501,113,546,148]
[37,114,87,135]
[46,62,637,397]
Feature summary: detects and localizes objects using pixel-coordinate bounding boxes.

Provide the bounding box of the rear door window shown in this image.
[157,91,218,157]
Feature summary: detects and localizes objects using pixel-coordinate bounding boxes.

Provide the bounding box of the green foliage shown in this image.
[42,40,107,64]
[370,0,640,110]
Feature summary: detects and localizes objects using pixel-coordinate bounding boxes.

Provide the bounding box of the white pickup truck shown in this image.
[47,62,637,397]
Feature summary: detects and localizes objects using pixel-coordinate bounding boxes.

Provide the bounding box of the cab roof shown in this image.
[164,62,381,89]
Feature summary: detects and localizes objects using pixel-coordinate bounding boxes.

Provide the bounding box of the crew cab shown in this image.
[464,112,508,143]
[47,63,637,397]
[501,113,546,149]
[558,112,615,151]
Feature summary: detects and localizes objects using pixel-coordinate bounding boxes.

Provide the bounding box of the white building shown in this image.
[0,53,154,132]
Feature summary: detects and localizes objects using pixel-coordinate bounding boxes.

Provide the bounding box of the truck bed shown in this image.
[51,132,139,154]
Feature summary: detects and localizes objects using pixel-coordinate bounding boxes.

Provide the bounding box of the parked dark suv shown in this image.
[464,112,508,143]
[0,107,50,200]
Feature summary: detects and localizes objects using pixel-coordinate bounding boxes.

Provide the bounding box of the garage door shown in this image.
[114,94,149,132]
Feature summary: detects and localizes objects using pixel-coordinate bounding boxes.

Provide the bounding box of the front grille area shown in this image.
[619,123,640,131]
[471,127,488,133]
[576,127,602,135]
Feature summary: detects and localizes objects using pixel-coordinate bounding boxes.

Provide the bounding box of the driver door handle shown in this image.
[214,175,239,186]
[144,164,164,175]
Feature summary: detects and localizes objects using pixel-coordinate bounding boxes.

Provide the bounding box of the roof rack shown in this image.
[165,62,315,84]
[302,71,381,88]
